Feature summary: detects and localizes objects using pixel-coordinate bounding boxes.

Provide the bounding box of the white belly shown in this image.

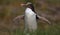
[24,8,37,32]
[25,13,37,32]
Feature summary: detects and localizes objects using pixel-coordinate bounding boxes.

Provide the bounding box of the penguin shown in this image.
[13,2,51,33]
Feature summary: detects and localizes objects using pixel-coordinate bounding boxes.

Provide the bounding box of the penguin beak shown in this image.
[20,2,32,6]
[20,3,26,6]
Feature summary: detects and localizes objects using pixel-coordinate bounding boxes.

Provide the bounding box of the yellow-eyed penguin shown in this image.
[13,2,51,33]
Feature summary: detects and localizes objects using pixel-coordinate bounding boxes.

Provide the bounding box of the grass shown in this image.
[12,23,60,35]
[0,0,60,35]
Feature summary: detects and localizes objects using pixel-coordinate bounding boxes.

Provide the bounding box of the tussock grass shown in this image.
[12,23,60,35]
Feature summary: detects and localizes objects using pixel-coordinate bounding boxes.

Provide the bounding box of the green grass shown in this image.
[13,29,60,35]
[12,24,60,35]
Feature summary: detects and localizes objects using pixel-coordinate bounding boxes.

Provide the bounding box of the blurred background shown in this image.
[0,0,60,35]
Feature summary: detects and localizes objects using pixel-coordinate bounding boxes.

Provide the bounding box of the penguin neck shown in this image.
[27,4,36,13]
[25,7,36,16]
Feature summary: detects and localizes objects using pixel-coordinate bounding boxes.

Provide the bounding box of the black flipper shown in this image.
[36,15,51,24]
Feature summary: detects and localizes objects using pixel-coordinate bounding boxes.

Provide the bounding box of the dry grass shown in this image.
[0,0,60,35]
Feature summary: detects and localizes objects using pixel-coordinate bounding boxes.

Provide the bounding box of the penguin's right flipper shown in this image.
[13,15,24,24]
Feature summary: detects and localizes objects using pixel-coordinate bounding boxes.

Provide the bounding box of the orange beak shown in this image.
[20,2,32,7]
[20,3,26,7]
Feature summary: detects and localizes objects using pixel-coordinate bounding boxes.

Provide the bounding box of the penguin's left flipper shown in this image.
[13,15,24,24]
[36,15,51,24]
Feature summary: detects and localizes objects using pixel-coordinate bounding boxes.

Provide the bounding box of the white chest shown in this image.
[24,8,37,32]
[25,8,36,17]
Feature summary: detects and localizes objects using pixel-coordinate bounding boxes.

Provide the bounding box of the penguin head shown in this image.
[20,2,35,12]
[20,2,32,7]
